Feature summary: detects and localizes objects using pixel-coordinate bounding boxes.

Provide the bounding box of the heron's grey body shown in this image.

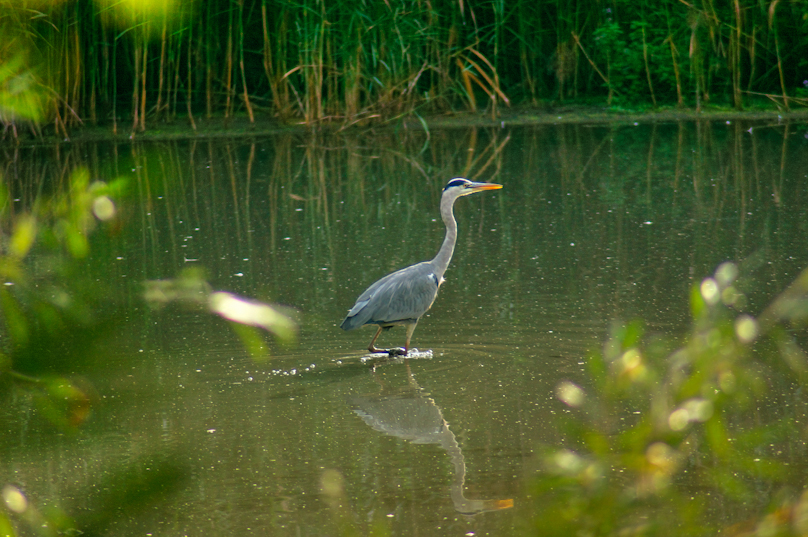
[340,178,502,354]
[339,261,442,331]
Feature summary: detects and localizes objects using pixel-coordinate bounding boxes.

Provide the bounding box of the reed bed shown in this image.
[2,0,808,135]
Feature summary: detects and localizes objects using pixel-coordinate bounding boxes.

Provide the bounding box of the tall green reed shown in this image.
[2,0,808,137]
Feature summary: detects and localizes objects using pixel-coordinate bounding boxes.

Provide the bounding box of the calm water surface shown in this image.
[4,120,808,535]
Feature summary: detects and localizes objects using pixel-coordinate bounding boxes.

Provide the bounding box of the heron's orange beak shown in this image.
[468,182,503,191]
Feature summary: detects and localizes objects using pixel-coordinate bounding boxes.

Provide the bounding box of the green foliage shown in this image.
[0,54,46,124]
[1,0,808,134]
[532,261,808,535]
[3,182,122,387]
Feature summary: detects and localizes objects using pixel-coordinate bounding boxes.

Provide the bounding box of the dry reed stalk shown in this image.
[172,28,181,120]
[344,48,361,120]
[261,2,280,114]
[60,26,70,127]
[312,6,325,122]
[131,43,140,133]
[688,15,702,111]
[186,14,196,130]
[571,33,611,99]
[641,26,657,107]
[239,56,254,122]
[746,27,756,92]
[770,17,788,109]
[224,10,234,120]
[53,98,68,140]
[457,58,477,111]
[205,2,213,119]
[667,36,683,106]
[140,40,148,131]
[731,0,742,108]
[238,0,254,123]
[72,23,81,125]
[156,17,167,118]
[467,49,510,105]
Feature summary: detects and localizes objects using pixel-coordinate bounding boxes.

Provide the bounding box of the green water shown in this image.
[4,121,808,535]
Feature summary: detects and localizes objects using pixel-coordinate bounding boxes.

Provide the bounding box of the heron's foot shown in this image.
[387,347,407,356]
[368,345,388,354]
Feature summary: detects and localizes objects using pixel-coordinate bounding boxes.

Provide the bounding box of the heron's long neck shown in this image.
[431,195,457,278]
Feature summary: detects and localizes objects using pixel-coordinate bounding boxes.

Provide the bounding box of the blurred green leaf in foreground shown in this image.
[0,166,296,535]
[530,260,808,536]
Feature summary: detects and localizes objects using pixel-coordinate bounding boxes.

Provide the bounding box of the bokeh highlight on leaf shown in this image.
[145,268,298,361]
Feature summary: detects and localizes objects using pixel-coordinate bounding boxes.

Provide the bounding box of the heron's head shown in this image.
[442,177,503,199]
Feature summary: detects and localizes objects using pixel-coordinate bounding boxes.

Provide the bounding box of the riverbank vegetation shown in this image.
[2,0,808,138]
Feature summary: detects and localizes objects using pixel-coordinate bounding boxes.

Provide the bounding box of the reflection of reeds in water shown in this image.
[3,122,807,326]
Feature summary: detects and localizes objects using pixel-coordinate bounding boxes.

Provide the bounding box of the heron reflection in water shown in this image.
[350,365,513,515]
[341,178,502,355]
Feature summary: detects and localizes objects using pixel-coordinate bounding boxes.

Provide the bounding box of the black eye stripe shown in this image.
[444,178,470,190]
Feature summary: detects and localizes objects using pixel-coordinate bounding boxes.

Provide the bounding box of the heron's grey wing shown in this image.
[371,264,441,323]
[340,262,440,330]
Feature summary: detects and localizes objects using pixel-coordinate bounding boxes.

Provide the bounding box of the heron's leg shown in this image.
[368,326,386,353]
[384,323,416,356]
[383,323,420,356]
[398,322,418,355]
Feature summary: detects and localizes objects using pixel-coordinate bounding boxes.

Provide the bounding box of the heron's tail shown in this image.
[340,315,360,331]
[340,298,372,331]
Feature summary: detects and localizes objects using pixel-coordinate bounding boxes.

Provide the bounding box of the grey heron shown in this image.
[340,177,503,355]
